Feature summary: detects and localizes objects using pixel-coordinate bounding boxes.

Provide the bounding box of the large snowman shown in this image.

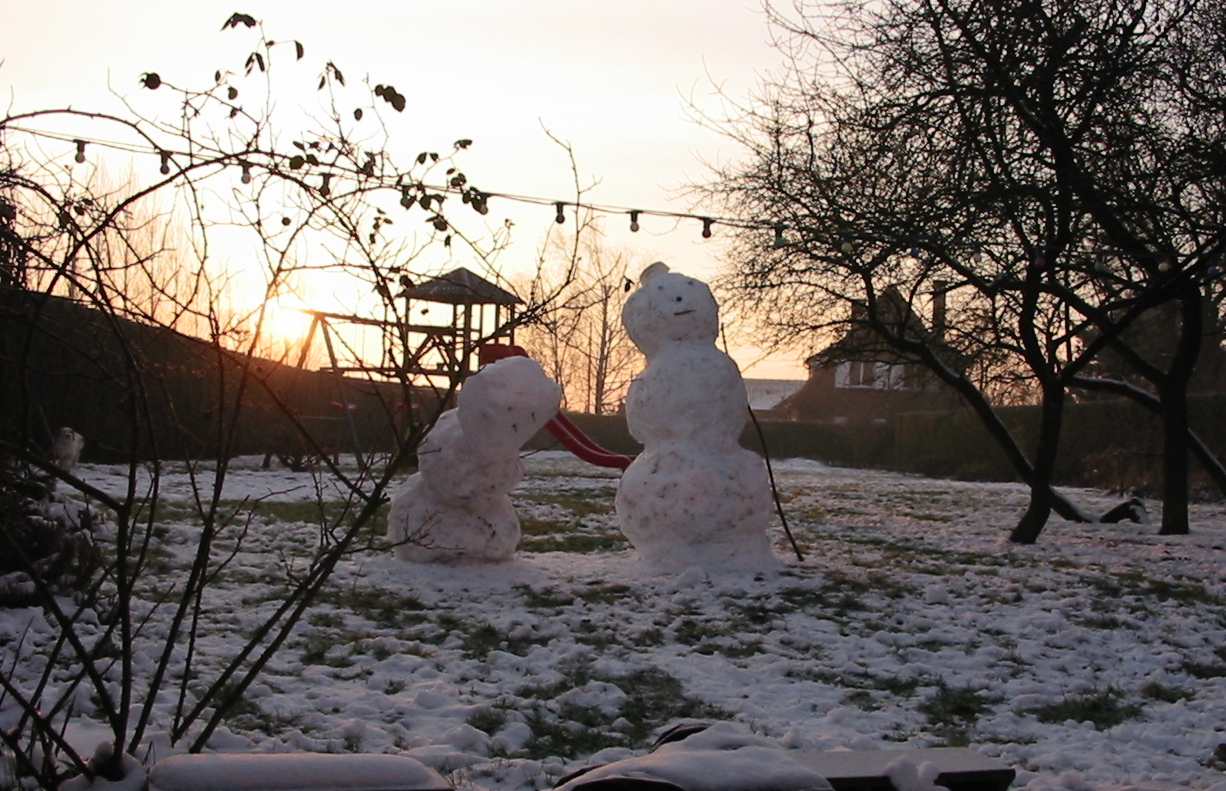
[615,262,779,572]
[387,356,561,563]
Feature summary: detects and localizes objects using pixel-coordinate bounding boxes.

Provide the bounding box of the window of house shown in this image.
[836,361,882,389]
[834,361,928,391]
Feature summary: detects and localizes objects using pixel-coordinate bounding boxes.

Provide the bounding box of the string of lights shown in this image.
[3,123,788,244]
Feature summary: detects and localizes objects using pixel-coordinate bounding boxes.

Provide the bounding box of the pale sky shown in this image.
[2,1,808,378]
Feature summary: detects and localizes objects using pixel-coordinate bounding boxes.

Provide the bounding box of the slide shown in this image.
[477,343,634,471]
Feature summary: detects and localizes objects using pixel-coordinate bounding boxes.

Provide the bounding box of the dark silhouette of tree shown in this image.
[705,0,1225,542]
[0,13,574,789]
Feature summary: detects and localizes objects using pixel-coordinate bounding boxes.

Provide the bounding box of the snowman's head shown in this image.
[622,262,719,357]
[458,356,562,451]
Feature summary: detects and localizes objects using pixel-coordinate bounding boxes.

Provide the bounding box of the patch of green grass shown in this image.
[785,667,845,685]
[777,586,826,610]
[1087,572,1221,606]
[466,706,510,734]
[515,585,574,608]
[435,618,547,661]
[713,639,763,659]
[843,689,879,711]
[868,674,926,696]
[578,583,634,605]
[1071,608,1124,629]
[915,638,955,652]
[461,624,506,660]
[785,667,927,698]
[776,572,913,616]
[309,611,345,628]
[576,628,618,650]
[632,627,665,647]
[1182,660,1226,679]
[615,667,734,744]
[725,599,783,632]
[674,617,738,646]
[213,680,298,737]
[358,639,393,661]
[299,633,354,668]
[515,663,732,759]
[919,683,992,731]
[518,516,573,536]
[215,680,261,721]
[515,659,595,701]
[517,489,616,518]
[317,585,428,628]
[519,532,628,553]
[688,638,763,659]
[1139,681,1193,703]
[521,706,623,759]
[1025,689,1142,730]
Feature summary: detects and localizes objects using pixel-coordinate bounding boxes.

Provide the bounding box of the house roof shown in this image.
[401,267,522,306]
[806,286,966,371]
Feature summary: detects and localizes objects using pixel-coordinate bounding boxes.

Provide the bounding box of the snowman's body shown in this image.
[615,263,778,572]
[387,357,560,563]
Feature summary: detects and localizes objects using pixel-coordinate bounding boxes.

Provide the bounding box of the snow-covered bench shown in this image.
[148,753,449,791]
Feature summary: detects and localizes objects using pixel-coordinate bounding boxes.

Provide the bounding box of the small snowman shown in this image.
[387,356,561,563]
[615,262,778,572]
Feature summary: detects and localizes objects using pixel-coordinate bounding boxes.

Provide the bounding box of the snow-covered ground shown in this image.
[5,452,1225,790]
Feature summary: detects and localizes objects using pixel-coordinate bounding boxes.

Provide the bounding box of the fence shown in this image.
[0,290,431,462]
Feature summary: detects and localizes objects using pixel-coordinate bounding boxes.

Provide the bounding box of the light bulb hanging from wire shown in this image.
[16,125,815,251]
[772,224,785,249]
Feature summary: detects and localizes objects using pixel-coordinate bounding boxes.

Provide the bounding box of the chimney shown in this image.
[932,281,948,341]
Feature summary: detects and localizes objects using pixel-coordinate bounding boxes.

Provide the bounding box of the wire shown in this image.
[2,123,781,235]
[747,404,804,563]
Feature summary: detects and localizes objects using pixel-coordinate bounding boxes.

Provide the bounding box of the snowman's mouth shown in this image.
[673,309,694,316]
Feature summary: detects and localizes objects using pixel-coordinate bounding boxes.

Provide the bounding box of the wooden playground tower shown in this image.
[281,267,522,465]
[294,266,523,387]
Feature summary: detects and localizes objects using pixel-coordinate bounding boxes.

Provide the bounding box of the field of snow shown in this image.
[6,452,1226,790]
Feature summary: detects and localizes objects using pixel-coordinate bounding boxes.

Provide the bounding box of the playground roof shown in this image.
[402,267,522,306]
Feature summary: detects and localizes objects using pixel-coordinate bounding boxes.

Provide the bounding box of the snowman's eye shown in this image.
[674,296,683,302]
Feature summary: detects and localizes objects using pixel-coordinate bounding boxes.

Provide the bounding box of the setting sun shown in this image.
[260,297,314,348]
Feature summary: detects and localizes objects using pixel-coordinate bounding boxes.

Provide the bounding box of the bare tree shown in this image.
[0,14,573,789]
[520,232,638,415]
[704,0,1225,542]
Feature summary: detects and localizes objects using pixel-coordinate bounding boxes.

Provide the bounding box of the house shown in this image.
[776,285,966,423]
